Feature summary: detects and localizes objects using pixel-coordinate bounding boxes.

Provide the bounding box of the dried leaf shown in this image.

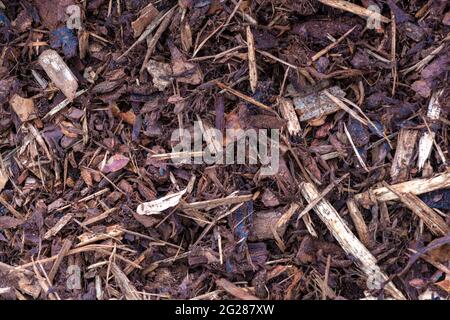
[169,42,202,85]
[180,20,192,52]
[146,60,172,91]
[101,154,130,173]
[261,189,280,207]
[9,94,37,122]
[136,188,187,215]
[80,168,93,187]
[411,80,431,98]
[132,3,159,38]
[59,121,79,138]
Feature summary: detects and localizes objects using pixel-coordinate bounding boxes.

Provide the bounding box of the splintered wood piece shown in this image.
[76,224,124,247]
[181,194,252,211]
[78,30,89,60]
[140,6,177,73]
[38,49,78,101]
[111,263,142,300]
[382,184,449,236]
[418,90,443,170]
[117,9,168,60]
[246,26,257,93]
[346,199,371,247]
[417,132,435,171]
[196,116,222,155]
[0,195,24,219]
[132,3,159,38]
[215,278,259,300]
[276,203,300,230]
[250,209,290,241]
[344,123,369,172]
[426,90,443,120]
[81,208,117,227]
[48,239,72,283]
[43,89,87,120]
[311,26,357,62]
[43,213,73,239]
[318,0,390,23]
[401,36,449,75]
[301,212,318,237]
[215,81,274,113]
[278,97,301,136]
[293,86,345,121]
[324,90,368,125]
[296,173,349,225]
[300,182,405,300]
[355,172,450,206]
[390,129,418,182]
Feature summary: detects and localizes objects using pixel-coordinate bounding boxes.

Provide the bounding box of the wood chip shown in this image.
[346,199,372,247]
[390,129,418,182]
[48,239,72,283]
[132,3,159,38]
[418,90,443,170]
[43,213,73,239]
[278,97,301,136]
[38,49,79,101]
[294,86,345,121]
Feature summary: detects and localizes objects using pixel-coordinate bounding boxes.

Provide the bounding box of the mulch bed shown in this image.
[0,0,449,300]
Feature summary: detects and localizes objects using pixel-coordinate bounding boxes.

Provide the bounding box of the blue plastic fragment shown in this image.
[0,10,10,27]
[50,27,78,58]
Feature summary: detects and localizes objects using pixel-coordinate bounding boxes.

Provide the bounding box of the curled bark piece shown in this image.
[137,188,187,215]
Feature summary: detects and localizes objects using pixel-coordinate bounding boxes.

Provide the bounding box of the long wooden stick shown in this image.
[311,26,357,62]
[300,182,405,300]
[215,81,275,113]
[382,182,449,236]
[318,0,390,23]
[355,172,450,206]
